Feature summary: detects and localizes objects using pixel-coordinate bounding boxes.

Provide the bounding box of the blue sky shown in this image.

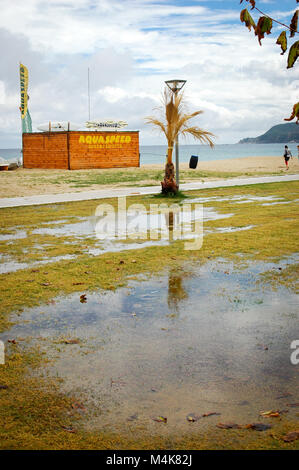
[0,0,298,146]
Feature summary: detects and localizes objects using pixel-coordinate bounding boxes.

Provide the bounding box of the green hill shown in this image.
[239,123,299,144]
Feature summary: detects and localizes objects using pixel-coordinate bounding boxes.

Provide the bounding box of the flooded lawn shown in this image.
[0,206,233,273]
[3,258,298,435]
[1,190,297,275]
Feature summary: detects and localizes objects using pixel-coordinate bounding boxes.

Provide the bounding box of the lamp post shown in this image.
[165,79,186,188]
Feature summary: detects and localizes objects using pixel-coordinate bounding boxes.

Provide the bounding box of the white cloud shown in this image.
[0,0,297,147]
[0,82,5,105]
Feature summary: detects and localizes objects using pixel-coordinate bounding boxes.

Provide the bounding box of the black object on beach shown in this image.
[189,155,198,169]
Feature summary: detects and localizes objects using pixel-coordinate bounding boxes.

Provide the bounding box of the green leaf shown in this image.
[290,10,298,38]
[287,40,299,68]
[260,16,272,33]
[255,16,273,45]
[240,8,256,32]
[276,31,287,55]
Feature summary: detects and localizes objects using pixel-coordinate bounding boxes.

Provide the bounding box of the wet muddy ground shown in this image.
[3,257,298,435]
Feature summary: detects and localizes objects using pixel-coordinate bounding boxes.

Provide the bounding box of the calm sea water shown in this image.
[140,143,299,165]
[1,143,298,165]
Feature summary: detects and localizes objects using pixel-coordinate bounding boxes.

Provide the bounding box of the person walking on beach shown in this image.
[283,145,292,169]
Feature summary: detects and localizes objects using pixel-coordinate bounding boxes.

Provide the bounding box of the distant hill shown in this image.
[239,123,299,144]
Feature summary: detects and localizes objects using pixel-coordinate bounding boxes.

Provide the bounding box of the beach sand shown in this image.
[0,156,298,198]
[142,155,299,172]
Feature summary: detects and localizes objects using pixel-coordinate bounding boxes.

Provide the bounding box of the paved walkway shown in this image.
[0,174,298,209]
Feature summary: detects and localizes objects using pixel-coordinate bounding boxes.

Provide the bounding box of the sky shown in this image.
[0,0,298,147]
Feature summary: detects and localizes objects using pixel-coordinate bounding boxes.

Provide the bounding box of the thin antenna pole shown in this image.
[87,67,91,121]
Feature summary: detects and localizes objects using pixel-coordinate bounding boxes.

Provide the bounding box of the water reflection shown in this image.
[167,269,188,312]
[4,257,298,433]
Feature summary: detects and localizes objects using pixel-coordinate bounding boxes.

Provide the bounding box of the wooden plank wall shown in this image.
[23,133,69,169]
[22,131,140,169]
[69,131,139,169]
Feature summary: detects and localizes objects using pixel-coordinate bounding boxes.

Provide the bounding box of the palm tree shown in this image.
[145,87,215,194]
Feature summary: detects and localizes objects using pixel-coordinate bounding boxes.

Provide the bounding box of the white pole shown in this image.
[88,68,91,121]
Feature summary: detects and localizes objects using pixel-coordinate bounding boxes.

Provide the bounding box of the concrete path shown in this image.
[0,174,298,209]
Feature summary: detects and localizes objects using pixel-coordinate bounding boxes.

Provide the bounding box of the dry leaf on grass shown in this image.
[186,413,201,422]
[216,422,242,429]
[246,423,273,431]
[260,410,281,418]
[276,393,292,399]
[152,416,167,423]
[71,401,86,412]
[64,339,80,345]
[202,412,221,417]
[283,431,299,442]
[127,414,138,422]
[61,425,77,433]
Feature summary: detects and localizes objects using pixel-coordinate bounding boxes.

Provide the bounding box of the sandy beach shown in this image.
[142,155,299,172]
[0,155,298,198]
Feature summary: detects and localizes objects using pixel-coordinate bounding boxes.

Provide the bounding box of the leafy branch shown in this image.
[240,0,298,60]
[240,0,299,123]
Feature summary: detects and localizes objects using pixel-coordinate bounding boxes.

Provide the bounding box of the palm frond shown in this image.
[144,116,167,137]
[181,127,215,147]
[145,87,215,163]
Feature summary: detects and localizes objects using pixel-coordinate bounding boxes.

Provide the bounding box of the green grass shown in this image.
[2,165,297,198]
[29,168,291,188]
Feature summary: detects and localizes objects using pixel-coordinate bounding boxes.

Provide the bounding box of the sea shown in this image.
[0,143,298,165]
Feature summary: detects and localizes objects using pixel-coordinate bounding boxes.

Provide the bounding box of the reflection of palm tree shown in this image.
[165,210,175,241]
[145,88,215,194]
[168,269,188,312]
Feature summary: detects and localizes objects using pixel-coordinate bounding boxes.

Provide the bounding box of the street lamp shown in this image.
[165,79,186,188]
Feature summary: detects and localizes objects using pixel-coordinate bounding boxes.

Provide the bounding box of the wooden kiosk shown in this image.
[22,130,140,170]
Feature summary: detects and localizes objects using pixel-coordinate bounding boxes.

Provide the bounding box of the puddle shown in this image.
[3,258,298,434]
[29,207,233,240]
[0,254,77,274]
[188,195,285,204]
[209,225,255,234]
[32,218,98,238]
[261,199,299,206]
[0,230,27,241]
[0,207,235,273]
[234,196,285,204]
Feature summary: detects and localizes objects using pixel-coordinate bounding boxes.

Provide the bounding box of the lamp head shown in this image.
[165,79,186,93]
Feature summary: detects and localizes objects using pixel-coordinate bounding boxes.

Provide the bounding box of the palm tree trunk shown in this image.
[161,145,178,194]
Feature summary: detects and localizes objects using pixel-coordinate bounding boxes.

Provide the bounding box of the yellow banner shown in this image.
[20,63,28,119]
